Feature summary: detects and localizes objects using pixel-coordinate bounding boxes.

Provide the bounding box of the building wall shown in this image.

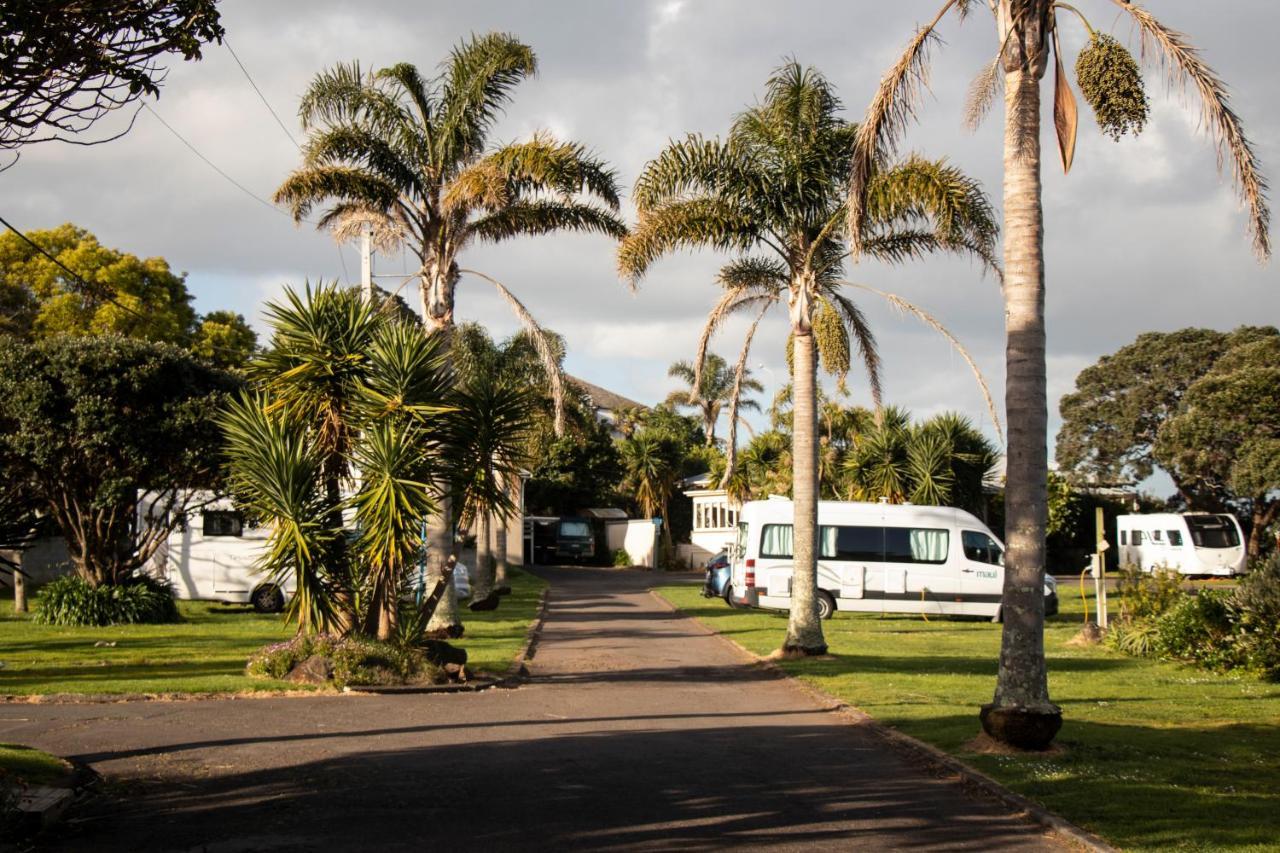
[685,489,740,566]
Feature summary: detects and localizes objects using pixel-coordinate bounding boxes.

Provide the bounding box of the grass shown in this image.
[0,569,546,696]
[657,583,1280,852]
[0,743,73,787]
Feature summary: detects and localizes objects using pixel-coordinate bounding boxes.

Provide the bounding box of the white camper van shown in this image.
[149,500,293,612]
[1116,513,1247,577]
[728,499,1057,620]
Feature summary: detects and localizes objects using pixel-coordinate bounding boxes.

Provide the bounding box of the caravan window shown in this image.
[203,510,243,537]
[962,531,1002,565]
[1120,531,1128,545]
[1132,530,1144,545]
[1186,515,1240,548]
[1167,530,1183,546]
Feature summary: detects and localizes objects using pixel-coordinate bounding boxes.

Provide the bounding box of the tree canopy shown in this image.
[0,1,223,151]
[0,335,240,586]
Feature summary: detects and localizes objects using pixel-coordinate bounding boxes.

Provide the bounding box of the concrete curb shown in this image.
[501,586,550,686]
[646,588,1115,853]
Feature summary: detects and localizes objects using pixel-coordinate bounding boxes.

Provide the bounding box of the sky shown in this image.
[5,1,1278,495]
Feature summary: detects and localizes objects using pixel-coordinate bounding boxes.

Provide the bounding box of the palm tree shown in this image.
[848,1,1269,748]
[618,61,999,657]
[275,34,627,632]
[666,353,763,446]
[619,432,681,559]
[224,285,453,638]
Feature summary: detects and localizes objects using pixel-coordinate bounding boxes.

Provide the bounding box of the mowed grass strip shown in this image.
[0,742,73,787]
[657,584,1280,853]
[0,569,546,696]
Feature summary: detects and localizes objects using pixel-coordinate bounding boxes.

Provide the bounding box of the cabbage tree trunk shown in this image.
[782,328,827,655]
[425,494,462,635]
[982,5,1062,749]
[473,511,494,602]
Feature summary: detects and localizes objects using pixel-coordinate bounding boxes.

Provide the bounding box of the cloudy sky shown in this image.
[6,1,1278,487]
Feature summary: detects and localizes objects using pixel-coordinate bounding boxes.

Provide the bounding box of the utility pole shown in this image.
[360,223,373,303]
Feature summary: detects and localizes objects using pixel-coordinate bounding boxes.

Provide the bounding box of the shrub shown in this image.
[612,548,632,568]
[245,633,440,689]
[34,574,180,627]
[1231,551,1280,680]
[1154,590,1240,671]
[1106,619,1159,657]
[1115,565,1185,620]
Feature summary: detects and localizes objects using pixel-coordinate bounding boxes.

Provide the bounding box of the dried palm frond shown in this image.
[459,268,566,436]
[848,0,959,256]
[328,207,408,252]
[1113,0,1270,260]
[964,54,1002,132]
[837,281,1003,443]
[691,289,778,404]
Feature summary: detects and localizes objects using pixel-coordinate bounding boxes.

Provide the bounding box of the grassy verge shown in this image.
[0,743,73,787]
[657,584,1280,852]
[0,569,546,696]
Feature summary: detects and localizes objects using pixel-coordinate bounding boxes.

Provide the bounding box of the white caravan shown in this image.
[728,499,1058,620]
[1116,513,1247,577]
[149,499,293,612]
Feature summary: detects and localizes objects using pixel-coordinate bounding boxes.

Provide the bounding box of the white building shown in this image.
[680,474,741,567]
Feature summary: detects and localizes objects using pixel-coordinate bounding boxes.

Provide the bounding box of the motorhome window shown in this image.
[884,527,949,564]
[203,510,243,537]
[827,525,882,561]
[559,521,591,538]
[760,524,794,558]
[1185,515,1240,548]
[1167,530,1183,546]
[962,531,1002,565]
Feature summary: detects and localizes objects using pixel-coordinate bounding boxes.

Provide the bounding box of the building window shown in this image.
[203,510,244,537]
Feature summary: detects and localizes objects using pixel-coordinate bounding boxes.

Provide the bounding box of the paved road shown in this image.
[3,568,1063,851]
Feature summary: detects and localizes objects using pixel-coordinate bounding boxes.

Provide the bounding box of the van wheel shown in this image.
[251,584,285,614]
[817,591,836,620]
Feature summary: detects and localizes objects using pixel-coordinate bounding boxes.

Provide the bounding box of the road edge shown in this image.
[501,585,550,685]
[646,588,1115,853]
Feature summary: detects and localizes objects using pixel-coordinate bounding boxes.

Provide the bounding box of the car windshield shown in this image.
[559,521,591,538]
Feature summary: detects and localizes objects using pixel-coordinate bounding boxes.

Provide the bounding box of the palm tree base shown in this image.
[425,624,465,640]
[773,643,830,659]
[979,703,1063,751]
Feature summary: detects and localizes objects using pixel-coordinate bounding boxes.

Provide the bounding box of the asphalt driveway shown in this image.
[2,567,1064,851]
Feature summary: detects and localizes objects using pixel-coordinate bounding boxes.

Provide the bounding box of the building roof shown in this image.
[568,375,647,413]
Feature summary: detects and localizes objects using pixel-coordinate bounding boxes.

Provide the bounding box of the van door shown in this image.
[758,522,794,599]
[960,530,1004,614]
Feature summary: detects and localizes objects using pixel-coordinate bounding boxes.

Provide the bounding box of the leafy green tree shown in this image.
[0,336,239,587]
[525,417,623,516]
[224,285,453,638]
[0,1,223,150]
[1157,337,1280,557]
[619,61,998,657]
[666,353,762,447]
[275,34,627,629]
[192,310,257,370]
[851,0,1269,747]
[1057,326,1278,507]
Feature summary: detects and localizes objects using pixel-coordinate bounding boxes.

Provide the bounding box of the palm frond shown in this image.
[715,256,788,292]
[273,165,401,223]
[848,0,958,257]
[719,302,770,490]
[1115,0,1270,260]
[617,198,757,286]
[633,134,737,210]
[469,200,627,243]
[692,288,779,404]
[826,292,883,407]
[963,54,1002,131]
[436,32,537,167]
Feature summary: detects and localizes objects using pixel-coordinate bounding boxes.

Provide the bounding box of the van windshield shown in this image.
[1185,515,1240,549]
[559,521,591,538]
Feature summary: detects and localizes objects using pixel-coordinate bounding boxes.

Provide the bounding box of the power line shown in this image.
[223,38,302,151]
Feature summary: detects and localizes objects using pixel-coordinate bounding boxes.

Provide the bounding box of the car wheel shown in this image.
[251,584,285,614]
[816,591,836,620]
[722,583,737,608]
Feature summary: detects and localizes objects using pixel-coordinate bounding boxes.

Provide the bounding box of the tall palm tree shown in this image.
[275,34,627,632]
[848,1,1269,748]
[618,61,999,657]
[666,353,763,446]
[619,432,681,558]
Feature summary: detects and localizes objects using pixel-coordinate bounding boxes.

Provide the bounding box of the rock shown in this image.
[423,624,465,640]
[979,703,1063,751]
[285,655,334,684]
[421,640,467,667]
[469,592,500,612]
[495,586,513,597]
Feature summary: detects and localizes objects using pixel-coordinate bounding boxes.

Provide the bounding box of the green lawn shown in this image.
[657,584,1280,853]
[0,569,545,696]
[0,743,73,787]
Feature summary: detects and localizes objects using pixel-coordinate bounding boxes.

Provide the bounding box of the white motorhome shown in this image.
[728,499,1057,620]
[1116,513,1247,577]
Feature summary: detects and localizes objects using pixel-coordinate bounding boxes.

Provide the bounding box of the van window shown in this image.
[829,525,881,561]
[962,531,1002,565]
[559,520,591,538]
[760,524,794,558]
[1167,530,1183,546]
[203,510,243,537]
[884,528,949,564]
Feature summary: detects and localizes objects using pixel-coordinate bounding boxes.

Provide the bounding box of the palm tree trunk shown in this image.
[494,474,513,592]
[981,54,1061,748]
[782,329,827,655]
[473,511,494,601]
[13,569,27,613]
[425,494,463,636]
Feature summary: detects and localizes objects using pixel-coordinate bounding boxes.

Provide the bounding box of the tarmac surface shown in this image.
[3,567,1064,851]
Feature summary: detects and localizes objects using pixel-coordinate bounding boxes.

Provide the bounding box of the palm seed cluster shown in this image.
[1075,32,1150,141]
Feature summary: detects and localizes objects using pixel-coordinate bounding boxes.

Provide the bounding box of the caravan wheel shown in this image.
[251,584,285,614]
[817,591,836,621]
